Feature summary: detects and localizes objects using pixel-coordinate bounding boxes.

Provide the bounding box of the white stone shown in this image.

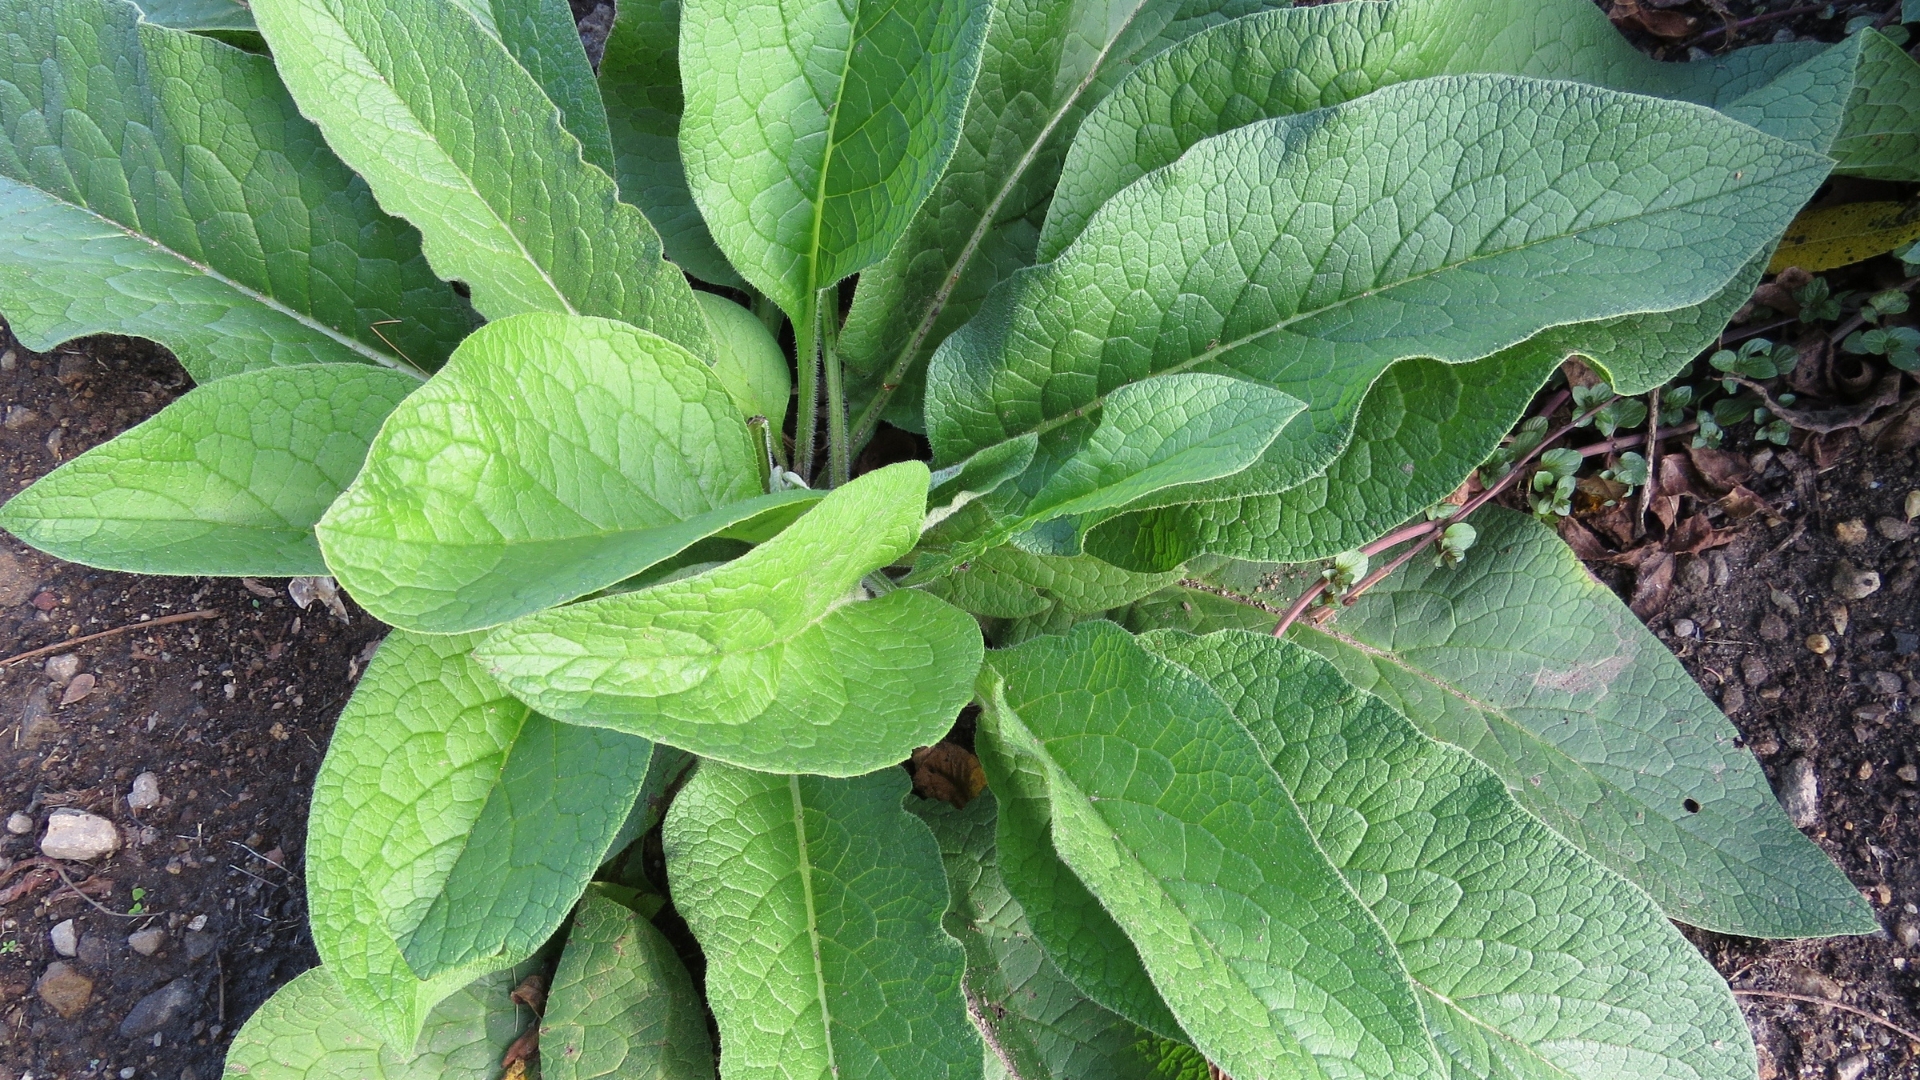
[187,914,208,932]
[40,808,120,861]
[42,653,79,686]
[127,927,166,956]
[127,772,161,812]
[49,918,77,957]
[1781,757,1821,830]
[5,811,30,835]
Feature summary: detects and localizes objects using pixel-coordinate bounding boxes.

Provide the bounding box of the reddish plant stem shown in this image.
[1570,420,1700,458]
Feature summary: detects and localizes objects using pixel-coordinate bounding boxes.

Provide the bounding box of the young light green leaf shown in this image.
[1130,509,1877,938]
[318,313,776,634]
[1143,629,1757,1080]
[478,462,982,777]
[0,0,471,383]
[223,961,541,1079]
[913,793,1210,1080]
[541,894,714,1080]
[928,546,1180,621]
[598,0,743,286]
[928,75,1827,547]
[308,630,655,1047]
[983,620,1443,1080]
[249,0,712,357]
[0,365,414,578]
[662,764,974,1080]
[838,0,1285,430]
[677,0,992,319]
[697,292,792,425]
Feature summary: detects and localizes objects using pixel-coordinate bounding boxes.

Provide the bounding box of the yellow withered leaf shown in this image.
[1768,200,1920,274]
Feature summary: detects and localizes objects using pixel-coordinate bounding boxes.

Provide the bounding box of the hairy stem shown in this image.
[797,298,822,483]
[822,289,850,487]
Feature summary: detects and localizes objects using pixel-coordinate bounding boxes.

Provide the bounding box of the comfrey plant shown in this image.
[2,0,1916,1075]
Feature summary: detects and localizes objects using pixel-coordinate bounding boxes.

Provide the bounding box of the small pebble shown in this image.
[1896,919,1920,948]
[42,653,79,686]
[1878,517,1915,542]
[127,927,165,956]
[1855,705,1890,723]
[1782,962,1844,1000]
[1770,587,1802,617]
[1759,613,1789,642]
[1830,605,1849,636]
[127,772,161,812]
[1781,757,1820,829]
[40,808,121,861]
[58,671,95,706]
[121,1069,136,1080]
[1722,685,1748,714]
[118,977,198,1038]
[1807,633,1831,655]
[1832,560,1881,601]
[6,811,31,835]
[188,914,208,932]
[1858,761,1874,781]
[34,961,93,1018]
[1906,490,1920,521]
[1865,671,1903,698]
[1898,764,1919,784]
[1743,656,1771,687]
[1835,519,1869,545]
[1833,1054,1868,1080]
[1672,618,1697,639]
[49,918,77,957]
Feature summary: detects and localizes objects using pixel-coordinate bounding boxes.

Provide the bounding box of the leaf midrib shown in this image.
[802,0,867,303]
[788,775,839,1078]
[6,176,421,377]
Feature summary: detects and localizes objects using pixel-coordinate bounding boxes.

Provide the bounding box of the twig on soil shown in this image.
[1726,373,1903,434]
[50,861,149,919]
[1570,420,1700,458]
[0,608,219,668]
[1688,4,1827,45]
[1731,989,1920,1047]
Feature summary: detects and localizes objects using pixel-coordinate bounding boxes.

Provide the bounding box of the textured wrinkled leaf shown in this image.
[1128,508,1875,938]
[928,546,1179,621]
[662,764,974,1080]
[222,961,541,1079]
[478,462,982,777]
[541,894,714,1080]
[698,292,792,424]
[135,0,255,31]
[250,0,711,356]
[677,0,991,318]
[1143,629,1757,1080]
[318,313,775,633]
[913,793,1210,1080]
[839,0,1283,428]
[463,0,618,178]
[983,620,1441,1080]
[0,365,414,577]
[0,0,470,382]
[309,629,655,1047]
[598,0,742,286]
[1833,29,1920,181]
[927,75,1826,568]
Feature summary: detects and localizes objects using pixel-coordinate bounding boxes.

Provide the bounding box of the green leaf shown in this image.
[662,763,975,1080]
[134,0,255,31]
[838,0,1285,429]
[927,547,1179,621]
[1130,508,1876,938]
[928,76,1826,564]
[982,620,1441,1080]
[0,0,471,382]
[317,312,778,634]
[0,365,414,577]
[477,462,983,777]
[677,0,992,319]
[223,962,541,1079]
[597,0,743,287]
[697,292,792,424]
[308,629,655,1047]
[464,0,618,179]
[1142,629,1757,1080]
[912,792,1210,1080]
[541,894,714,1080]
[1832,29,1920,181]
[249,0,712,357]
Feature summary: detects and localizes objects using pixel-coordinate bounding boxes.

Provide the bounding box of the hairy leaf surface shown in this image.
[542,893,714,1080]
[663,764,975,1080]
[1833,28,1920,181]
[982,620,1442,1080]
[250,0,711,355]
[677,0,991,318]
[308,629,654,1046]
[479,462,982,776]
[1143,629,1757,1080]
[914,793,1210,1080]
[223,962,541,1078]
[0,365,414,577]
[134,0,256,31]
[0,0,470,381]
[458,0,617,180]
[319,313,778,633]
[1127,509,1876,937]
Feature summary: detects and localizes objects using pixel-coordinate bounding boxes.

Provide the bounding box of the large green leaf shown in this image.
[597,0,742,286]
[1833,28,1920,181]
[982,620,1442,1080]
[459,0,617,180]
[478,461,982,777]
[308,629,655,1047]
[0,0,470,382]
[926,75,1826,564]
[1142,629,1757,1080]
[662,763,975,1080]
[134,0,256,31]
[541,893,714,1080]
[222,961,541,1078]
[677,0,992,319]
[318,313,782,634]
[249,0,712,356]
[1127,508,1876,938]
[0,365,414,577]
[913,793,1209,1080]
[837,0,1284,430]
